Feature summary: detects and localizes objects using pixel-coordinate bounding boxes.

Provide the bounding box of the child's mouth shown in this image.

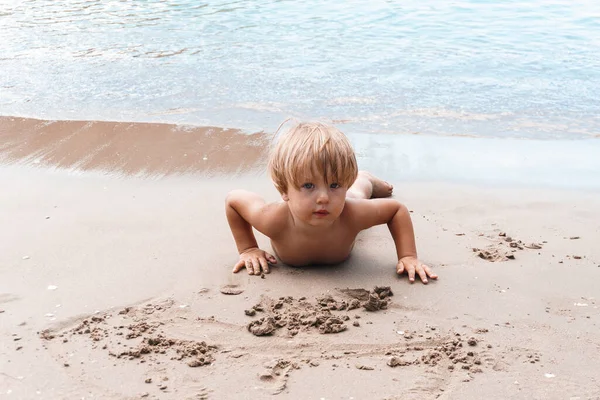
[314,210,329,217]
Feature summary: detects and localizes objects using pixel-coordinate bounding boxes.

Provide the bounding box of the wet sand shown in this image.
[0,116,269,176]
[1,117,600,399]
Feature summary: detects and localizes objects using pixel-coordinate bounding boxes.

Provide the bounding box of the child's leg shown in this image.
[347,171,393,199]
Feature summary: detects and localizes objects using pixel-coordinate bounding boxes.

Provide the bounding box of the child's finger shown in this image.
[233,259,245,273]
[416,266,428,284]
[266,253,277,264]
[246,260,255,275]
[423,265,438,279]
[252,258,262,275]
[407,265,416,283]
[396,261,405,275]
[259,258,269,274]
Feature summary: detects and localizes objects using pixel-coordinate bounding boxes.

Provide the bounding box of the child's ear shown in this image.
[282,193,289,201]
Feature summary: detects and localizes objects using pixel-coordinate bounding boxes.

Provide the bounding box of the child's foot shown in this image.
[360,171,393,198]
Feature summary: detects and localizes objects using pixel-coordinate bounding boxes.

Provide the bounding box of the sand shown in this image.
[1,117,600,399]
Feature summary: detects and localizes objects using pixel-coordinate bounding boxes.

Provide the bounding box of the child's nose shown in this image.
[316,191,329,204]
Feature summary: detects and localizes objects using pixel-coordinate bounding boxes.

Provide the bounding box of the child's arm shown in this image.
[347,198,438,284]
[225,190,287,275]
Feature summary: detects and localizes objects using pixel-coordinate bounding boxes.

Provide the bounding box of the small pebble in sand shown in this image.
[353,321,360,327]
[22,256,30,260]
[145,378,152,383]
[388,356,412,368]
[467,337,478,346]
[573,256,582,260]
[524,243,542,249]
[220,285,244,295]
[47,285,58,290]
[544,373,555,378]
[569,236,580,240]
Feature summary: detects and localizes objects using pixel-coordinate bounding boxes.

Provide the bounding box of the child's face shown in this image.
[282,172,347,227]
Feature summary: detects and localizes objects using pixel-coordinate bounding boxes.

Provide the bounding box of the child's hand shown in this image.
[233,247,277,275]
[397,256,438,284]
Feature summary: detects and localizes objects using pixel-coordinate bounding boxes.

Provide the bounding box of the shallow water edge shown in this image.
[1,115,599,190]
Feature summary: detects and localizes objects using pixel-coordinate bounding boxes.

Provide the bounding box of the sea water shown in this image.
[1,0,599,186]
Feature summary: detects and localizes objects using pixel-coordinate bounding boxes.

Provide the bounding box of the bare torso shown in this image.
[269,204,359,266]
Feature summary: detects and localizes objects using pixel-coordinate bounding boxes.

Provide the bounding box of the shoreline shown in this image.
[2,115,600,190]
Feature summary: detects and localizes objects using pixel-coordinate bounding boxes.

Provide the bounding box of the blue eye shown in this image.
[330,183,340,189]
[302,183,314,189]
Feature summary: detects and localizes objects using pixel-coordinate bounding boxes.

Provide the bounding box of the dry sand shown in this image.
[1,117,600,399]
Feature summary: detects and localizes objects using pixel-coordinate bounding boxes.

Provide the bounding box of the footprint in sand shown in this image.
[258,359,294,395]
[0,293,20,304]
[184,384,212,400]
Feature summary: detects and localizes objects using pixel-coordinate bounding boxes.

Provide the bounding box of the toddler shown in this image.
[225,122,437,283]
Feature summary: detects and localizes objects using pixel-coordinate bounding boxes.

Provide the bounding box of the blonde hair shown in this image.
[268,121,358,194]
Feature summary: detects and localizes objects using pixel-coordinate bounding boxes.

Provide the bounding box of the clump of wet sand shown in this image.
[473,231,544,262]
[245,286,393,336]
[40,300,217,368]
[387,334,484,373]
[35,293,531,396]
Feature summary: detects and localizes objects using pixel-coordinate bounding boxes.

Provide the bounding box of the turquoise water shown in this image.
[1,0,599,138]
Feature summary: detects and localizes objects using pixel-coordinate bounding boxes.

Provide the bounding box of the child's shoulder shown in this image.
[256,200,290,236]
[227,190,290,237]
[263,199,289,216]
[342,197,402,230]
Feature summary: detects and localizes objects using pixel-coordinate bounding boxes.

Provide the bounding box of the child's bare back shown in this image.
[225,122,437,284]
